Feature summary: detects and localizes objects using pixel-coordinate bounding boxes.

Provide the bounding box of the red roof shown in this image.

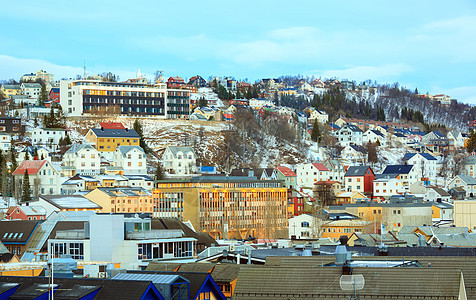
[312,163,329,171]
[99,122,126,129]
[13,160,47,175]
[276,166,296,177]
[314,180,340,185]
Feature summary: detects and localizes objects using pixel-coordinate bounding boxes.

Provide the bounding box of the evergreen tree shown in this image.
[236,89,242,99]
[38,83,48,106]
[154,162,165,181]
[310,119,321,143]
[10,145,17,174]
[198,97,208,107]
[21,170,31,203]
[0,151,8,198]
[133,119,148,152]
[33,147,38,159]
[24,149,30,161]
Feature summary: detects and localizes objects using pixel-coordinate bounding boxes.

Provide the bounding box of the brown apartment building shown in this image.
[153,177,288,240]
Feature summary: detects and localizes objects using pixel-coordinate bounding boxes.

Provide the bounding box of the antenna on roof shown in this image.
[83,60,86,79]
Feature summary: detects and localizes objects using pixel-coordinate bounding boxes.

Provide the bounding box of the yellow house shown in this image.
[85,187,153,214]
[85,128,140,152]
[321,219,369,241]
[1,84,21,98]
[336,191,367,204]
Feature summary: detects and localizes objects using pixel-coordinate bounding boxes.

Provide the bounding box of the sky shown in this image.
[1,1,476,103]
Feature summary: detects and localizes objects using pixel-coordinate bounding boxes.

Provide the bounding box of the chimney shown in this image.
[100,127,104,131]
[125,128,129,132]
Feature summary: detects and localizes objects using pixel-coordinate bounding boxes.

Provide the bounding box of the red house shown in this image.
[167,76,185,89]
[344,166,375,196]
[48,88,60,101]
[6,206,46,221]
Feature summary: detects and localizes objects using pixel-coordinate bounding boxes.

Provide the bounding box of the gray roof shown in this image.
[166,146,195,158]
[21,83,41,88]
[458,175,476,185]
[464,155,476,165]
[64,143,96,154]
[428,187,451,197]
[343,124,362,132]
[39,195,102,210]
[90,128,140,138]
[345,166,371,177]
[2,85,20,89]
[116,145,145,157]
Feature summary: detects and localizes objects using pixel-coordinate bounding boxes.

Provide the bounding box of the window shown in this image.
[301,221,309,228]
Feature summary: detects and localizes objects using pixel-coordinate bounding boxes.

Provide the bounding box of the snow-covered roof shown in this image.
[39,195,101,209]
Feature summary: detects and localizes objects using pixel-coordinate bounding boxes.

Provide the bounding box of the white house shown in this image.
[341,145,367,163]
[403,152,438,179]
[20,83,41,99]
[249,98,274,110]
[296,163,330,187]
[123,175,154,191]
[113,146,147,175]
[363,129,386,147]
[30,127,66,151]
[0,133,11,152]
[381,165,419,190]
[447,131,468,149]
[447,175,476,198]
[288,214,317,239]
[162,146,197,175]
[373,174,405,198]
[18,146,50,163]
[63,143,101,176]
[424,187,451,202]
[463,154,476,178]
[308,110,328,124]
[334,124,363,146]
[324,159,346,183]
[13,160,61,197]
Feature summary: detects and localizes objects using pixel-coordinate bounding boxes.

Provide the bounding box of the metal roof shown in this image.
[113,273,187,285]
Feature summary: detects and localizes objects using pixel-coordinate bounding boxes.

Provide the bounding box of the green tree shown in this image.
[0,151,8,198]
[154,162,165,181]
[33,147,39,159]
[311,119,321,143]
[10,145,17,173]
[38,83,48,106]
[24,149,30,161]
[133,119,148,152]
[21,170,31,203]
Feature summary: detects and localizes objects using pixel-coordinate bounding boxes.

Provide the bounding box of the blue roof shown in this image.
[404,152,437,161]
[329,123,340,130]
[51,88,59,93]
[91,128,140,138]
[200,166,216,173]
[382,165,414,174]
[394,132,406,138]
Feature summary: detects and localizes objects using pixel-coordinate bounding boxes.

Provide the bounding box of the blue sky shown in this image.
[1,0,476,103]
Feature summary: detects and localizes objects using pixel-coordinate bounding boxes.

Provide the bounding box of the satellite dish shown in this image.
[340,274,365,291]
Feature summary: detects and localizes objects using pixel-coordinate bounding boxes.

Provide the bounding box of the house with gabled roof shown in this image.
[336,191,367,204]
[61,174,100,195]
[275,166,297,188]
[113,145,147,175]
[17,146,50,162]
[308,109,328,124]
[424,187,451,203]
[6,206,46,221]
[38,194,102,217]
[463,153,476,178]
[85,128,140,152]
[13,159,60,198]
[363,129,386,146]
[62,143,100,176]
[30,127,66,151]
[98,121,126,129]
[344,166,374,195]
[0,220,40,258]
[403,152,438,179]
[20,83,41,99]
[334,124,363,146]
[373,173,406,199]
[341,145,367,163]
[296,163,330,187]
[381,164,419,190]
[448,175,476,198]
[162,146,197,175]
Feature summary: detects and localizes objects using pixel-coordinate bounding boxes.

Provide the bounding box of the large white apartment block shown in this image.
[60,79,168,117]
[296,163,330,187]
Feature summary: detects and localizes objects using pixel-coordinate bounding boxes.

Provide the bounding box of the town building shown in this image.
[296,163,330,187]
[0,133,11,152]
[403,152,438,179]
[154,177,288,240]
[61,174,100,195]
[275,166,297,189]
[0,84,21,98]
[30,127,66,151]
[85,128,140,152]
[38,194,102,217]
[13,160,61,198]
[188,75,207,87]
[21,70,54,82]
[62,143,101,176]
[0,117,23,135]
[20,83,41,99]
[48,87,60,101]
[448,175,476,198]
[60,79,168,117]
[344,166,375,195]
[166,89,190,119]
[113,146,147,175]
[162,146,197,175]
[0,220,40,257]
[85,187,153,214]
[334,124,363,146]
[6,206,46,221]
